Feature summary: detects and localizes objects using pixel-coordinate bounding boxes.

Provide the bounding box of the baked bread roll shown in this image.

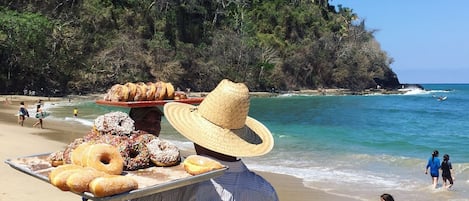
[183,155,224,175]
[89,175,138,197]
[50,167,84,191]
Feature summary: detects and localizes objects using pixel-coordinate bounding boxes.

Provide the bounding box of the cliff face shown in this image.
[0,1,400,95]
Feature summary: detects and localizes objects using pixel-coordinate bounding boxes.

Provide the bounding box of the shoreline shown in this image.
[0,96,356,201]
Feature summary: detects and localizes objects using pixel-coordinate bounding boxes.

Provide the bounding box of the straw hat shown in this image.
[163,79,274,157]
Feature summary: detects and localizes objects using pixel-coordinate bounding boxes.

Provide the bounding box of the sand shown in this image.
[0,95,353,201]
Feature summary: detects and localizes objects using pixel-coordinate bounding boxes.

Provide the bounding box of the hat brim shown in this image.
[164,102,274,157]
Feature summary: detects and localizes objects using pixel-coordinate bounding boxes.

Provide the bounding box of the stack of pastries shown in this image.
[103,81,187,102]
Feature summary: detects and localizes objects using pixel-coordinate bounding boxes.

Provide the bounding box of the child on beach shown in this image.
[441,154,454,189]
[73,107,78,117]
[425,150,441,189]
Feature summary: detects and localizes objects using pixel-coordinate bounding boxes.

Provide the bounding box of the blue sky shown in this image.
[330,0,469,84]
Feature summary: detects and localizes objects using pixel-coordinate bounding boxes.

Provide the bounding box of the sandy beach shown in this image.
[0,95,353,201]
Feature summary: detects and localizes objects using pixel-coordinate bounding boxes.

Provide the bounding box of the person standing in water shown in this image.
[73,107,78,117]
[425,150,441,189]
[441,154,454,189]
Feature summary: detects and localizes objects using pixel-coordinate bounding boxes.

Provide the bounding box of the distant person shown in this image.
[380,193,395,201]
[73,107,78,117]
[425,150,441,189]
[18,101,29,126]
[32,104,44,129]
[441,154,454,189]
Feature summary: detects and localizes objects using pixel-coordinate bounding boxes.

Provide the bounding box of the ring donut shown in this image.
[81,143,124,175]
[146,138,180,167]
[124,134,154,170]
[94,111,135,136]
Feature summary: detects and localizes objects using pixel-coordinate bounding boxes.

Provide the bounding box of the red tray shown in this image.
[95,98,204,108]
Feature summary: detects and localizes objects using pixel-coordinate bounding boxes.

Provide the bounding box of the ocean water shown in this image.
[42,84,469,201]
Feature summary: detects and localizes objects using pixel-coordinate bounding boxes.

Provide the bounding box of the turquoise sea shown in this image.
[40,84,469,201]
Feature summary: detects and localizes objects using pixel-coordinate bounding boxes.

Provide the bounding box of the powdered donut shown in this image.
[94,111,135,136]
[146,138,180,167]
[82,143,124,175]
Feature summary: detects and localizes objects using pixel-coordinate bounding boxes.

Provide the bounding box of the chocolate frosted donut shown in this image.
[146,138,180,167]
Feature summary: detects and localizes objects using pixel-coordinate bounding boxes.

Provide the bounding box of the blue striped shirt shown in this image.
[132,157,279,201]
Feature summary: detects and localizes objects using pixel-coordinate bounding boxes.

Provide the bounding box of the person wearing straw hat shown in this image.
[133,79,279,201]
[129,107,164,136]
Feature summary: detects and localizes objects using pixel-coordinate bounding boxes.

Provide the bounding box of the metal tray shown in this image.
[95,98,204,108]
[5,153,226,201]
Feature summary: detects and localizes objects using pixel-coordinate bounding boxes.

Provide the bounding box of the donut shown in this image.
[66,167,107,193]
[93,111,135,136]
[49,165,84,191]
[157,81,167,100]
[165,82,175,99]
[89,175,138,197]
[62,137,86,164]
[81,143,124,175]
[70,142,92,166]
[146,138,180,167]
[146,82,157,101]
[104,84,121,102]
[47,150,64,167]
[125,82,138,101]
[49,164,83,182]
[134,82,148,101]
[124,134,154,170]
[183,155,224,175]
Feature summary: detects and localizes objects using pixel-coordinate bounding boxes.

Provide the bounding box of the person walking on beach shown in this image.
[73,107,78,117]
[32,104,44,129]
[133,79,279,201]
[380,193,395,201]
[18,101,29,126]
[441,154,454,189]
[425,150,441,189]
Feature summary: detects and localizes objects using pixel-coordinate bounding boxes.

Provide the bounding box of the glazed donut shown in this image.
[104,84,121,102]
[94,111,135,136]
[81,143,124,175]
[125,82,138,101]
[183,155,224,175]
[124,134,154,170]
[47,150,64,167]
[146,82,157,101]
[134,82,148,101]
[66,167,107,193]
[165,82,175,99]
[71,142,92,166]
[89,175,138,197]
[63,138,85,164]
[49,165,84,191]
[146,138,180,167]
[157,81,167,100]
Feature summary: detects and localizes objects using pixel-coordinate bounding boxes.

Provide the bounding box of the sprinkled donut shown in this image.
[124,133,155,170]
[146,138,180,167]
[94,111,135,136]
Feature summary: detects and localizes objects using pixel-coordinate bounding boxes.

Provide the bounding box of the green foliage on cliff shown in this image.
[0,0,400,95]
